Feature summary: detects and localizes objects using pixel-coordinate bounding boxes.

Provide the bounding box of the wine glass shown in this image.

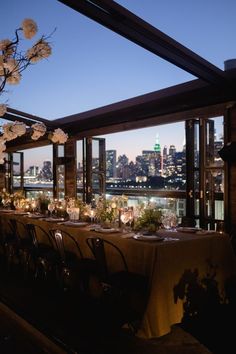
[48,201,55,218]
[120,208,131,231]
[162,216,171,230]
[66,205,73,221]
[89,207,96,224]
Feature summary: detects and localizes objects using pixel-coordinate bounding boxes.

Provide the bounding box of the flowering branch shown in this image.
[0,19,68,164]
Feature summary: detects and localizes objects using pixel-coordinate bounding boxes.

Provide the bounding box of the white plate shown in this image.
[26,213,44,219]
[62,221,88,227]
[133,234,164,242]
[94,228,120,234]
[176,227,202,233]
[44,217,65,222]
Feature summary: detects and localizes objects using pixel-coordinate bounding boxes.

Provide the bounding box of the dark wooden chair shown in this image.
[25,223,59,283]
[3,219,33,275]
[49,229,99,293]
[86,236,149,332]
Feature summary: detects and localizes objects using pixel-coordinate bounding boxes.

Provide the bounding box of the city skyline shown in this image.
[22,130,185,170]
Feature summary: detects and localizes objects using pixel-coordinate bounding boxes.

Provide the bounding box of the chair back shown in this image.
[25,223,39,249]
[86,237,128,279]
[49,229,83,264]
[9,219,29,244]
[26,223,55,250]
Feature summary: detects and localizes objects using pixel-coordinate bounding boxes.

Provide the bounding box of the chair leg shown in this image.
[5,244,17,273]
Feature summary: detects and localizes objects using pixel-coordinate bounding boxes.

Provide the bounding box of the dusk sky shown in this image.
[1,0,235,168]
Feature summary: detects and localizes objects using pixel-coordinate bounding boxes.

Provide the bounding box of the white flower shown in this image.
[0,151,6,164]
[50,128,68,144]
[0,136,6,144]
[31,122,47,140]
[21,19,38,39]
[3,58,21,84]
[0,55,4,74]
[11,121,26,137]
[3,58,18,72]
[0,104,7,117]
[27,39,52,63]
[0,39,14,56]
[2,123,17,141]
[0,144,6,153]
[0,137,6,153]
[0,39,11,51]
[6,70,21,85]
[2,121,26,141]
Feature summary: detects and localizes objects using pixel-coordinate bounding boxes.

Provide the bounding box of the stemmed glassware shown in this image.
[66,205,73,221]
[120,207,134,231]
[48,201,55,218]
[89,208,96,224]
[162,211,177,231]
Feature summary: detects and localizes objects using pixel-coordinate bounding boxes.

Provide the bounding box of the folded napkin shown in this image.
[94,227,120,233]
[44,217,65,222]
[62,221,88,227]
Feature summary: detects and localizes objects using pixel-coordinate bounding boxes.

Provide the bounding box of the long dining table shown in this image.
[1,210,236,340]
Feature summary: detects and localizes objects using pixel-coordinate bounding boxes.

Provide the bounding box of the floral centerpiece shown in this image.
[95,195,117,226]
[134,203,163,234]
[65,197,89,221]
[37,192,50,214]
[0,188,25,209]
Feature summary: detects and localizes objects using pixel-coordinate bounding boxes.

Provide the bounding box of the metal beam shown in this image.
[58,0,227,85]
[6,108,55,127]
[52,75,236,132]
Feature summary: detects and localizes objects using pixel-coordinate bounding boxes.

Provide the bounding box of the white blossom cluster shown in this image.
[51,128,68,144]
[0,19,50,90]
[0,120,68,163]
[3,121,26,141]
[31,122,47,140]
[22,18,38,39]
[26,39,52,63]
[0,20,68,165]
[0,104,6,116]
[0,136,6,164]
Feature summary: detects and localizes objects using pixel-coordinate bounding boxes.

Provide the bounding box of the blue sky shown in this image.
[1,0,235,167]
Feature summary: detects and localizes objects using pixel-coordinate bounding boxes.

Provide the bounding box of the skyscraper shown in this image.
[154,134,161,153]
[106,150,117,178]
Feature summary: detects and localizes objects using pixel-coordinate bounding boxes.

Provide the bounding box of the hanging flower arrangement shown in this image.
[0,19,68,163]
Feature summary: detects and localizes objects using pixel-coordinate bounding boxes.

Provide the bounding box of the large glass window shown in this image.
[187,116,224,228]
[20,145,53,198]
[101,123,186,193]
[76,140,84,195]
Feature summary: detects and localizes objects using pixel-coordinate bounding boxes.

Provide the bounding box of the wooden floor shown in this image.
[0,258,234,354]
[0,305,211,354]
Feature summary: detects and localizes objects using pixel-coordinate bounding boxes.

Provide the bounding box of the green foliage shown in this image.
[134,208,162,233]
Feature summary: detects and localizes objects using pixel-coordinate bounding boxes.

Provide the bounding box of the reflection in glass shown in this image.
[57,165,65,199]
[194,123,199,168]
[205,117,224,168]
[57,145,65,158]
[13,153,21,187]
[76,140,84,190]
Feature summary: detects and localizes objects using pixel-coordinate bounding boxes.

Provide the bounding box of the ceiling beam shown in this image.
[58,0,228,85]
[52,75,236,133]
[6,108,56,127]
[6,72,236,151]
